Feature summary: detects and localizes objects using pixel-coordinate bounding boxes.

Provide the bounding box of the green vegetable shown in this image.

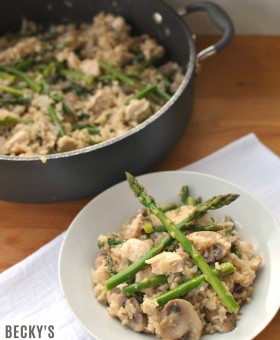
[100,62,169,105]
[161,203,178,213]
[186,196,197,206]
[143,220,154,234]
[189,223,223,232]
[123,275,168,295]
[105,183,239,294]
[125,173,239,313]
[48,105,66,137]
[125,84,157,105]
[108,239,123,246]
[154,86,171,101]
[0,84,24,96]
[60,69,94,87]
[0,65,40,92]
[151,223,223,233]
[0,97,31,105]
[13,59,32,70]
[0,71,16,84]
[62,101,74,115]
[180,185,190,203]
[156,262,235,306]
[72,124,100,135]
[106,256,117,276]
[100,62,134,86]
[231,244,242,258]
[0,116,19,126]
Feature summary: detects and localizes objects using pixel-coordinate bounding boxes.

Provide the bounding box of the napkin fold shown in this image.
[0,133,279,340]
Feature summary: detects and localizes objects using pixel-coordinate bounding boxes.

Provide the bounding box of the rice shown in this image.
[92,200,262,339]
[0,13,184,156]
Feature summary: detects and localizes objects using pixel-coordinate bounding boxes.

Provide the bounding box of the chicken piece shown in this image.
[188,231,231,263]
[56,48,80,70]
[122,212,144,239]
[57,136,79,152]
[121,238,153,262]
[92,264,110,285]
[140,38,164,61]
[5,128,30,154]
[79,59,100,77]
[124,99,151,123]
[145,252,183,275]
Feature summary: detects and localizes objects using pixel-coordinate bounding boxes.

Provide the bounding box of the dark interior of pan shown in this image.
[0,0,195,203]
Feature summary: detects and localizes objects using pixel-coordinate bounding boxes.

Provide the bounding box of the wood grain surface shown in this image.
[0,36,279,338]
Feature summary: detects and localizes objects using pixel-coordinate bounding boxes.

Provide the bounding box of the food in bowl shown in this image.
[0,13,183,156]
[92,173,262,339]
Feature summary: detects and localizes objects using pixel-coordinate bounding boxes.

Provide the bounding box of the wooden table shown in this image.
[1,36,279,338]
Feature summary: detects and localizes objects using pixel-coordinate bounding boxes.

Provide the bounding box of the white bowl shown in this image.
[59,171,280,340]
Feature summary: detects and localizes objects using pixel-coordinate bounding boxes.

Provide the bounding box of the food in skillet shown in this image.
[0,13,183,156]
[92,173,262,339]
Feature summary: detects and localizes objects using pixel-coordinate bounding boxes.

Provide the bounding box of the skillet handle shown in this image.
[177,1,234,62]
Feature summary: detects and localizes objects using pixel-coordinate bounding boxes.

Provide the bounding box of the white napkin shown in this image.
[0,133,279,340]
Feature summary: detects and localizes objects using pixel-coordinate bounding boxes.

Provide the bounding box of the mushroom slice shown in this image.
[159,299,202,340]
[126,297,147,332]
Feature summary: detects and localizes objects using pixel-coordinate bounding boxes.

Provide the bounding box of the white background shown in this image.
[165,0,280,35]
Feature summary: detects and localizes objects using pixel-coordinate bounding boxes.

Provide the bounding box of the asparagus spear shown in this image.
[48,105,66,137]
[161,203,178,213]
[0,84,24,96]
[105,189,238,292]
[154,86,171,101]
[156,262,235,306]
[145,223,223,234]
[99,62,134,86]
[13,59,32,70]
[59,69,94,87]
[231,244,242,258]
[72,124,100,135]
[108,239,123,246]
[99,62,169,105]
[123,275,168,296]
[0,115,19,126]
[0,97,31,105]
[0,71,16,84]
[125,173,239,313]
[180,185,190,203]
[124,84,157,105]
[0,65,40,92]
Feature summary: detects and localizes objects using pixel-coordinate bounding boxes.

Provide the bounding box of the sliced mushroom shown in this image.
[159,299,202,340]
[205,309,236,333]
[125,297,147,332]
[188,231,231,263]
